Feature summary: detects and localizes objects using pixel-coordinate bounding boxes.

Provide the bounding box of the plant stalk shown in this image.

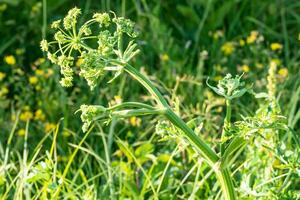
[221,99,232,155]
[121,62,236,199]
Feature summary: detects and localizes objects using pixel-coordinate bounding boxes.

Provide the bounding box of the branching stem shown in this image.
[111,61,237,200]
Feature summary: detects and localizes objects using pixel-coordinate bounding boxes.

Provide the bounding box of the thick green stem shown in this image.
[221,99,232,155]
[216,168,236,200]
[164,109,219,165]
[120,62,236,199]
[225,99,232,127]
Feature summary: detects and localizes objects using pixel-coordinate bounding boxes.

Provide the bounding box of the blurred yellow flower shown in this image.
[44,123,56,133]
[29,76,38,85]
[114,95,122,104]
[45,69,54,77]
[221,42,234,55]
[129,116,141,127]
[298,33,300,41]
[20,111,33,121]
[0,87,9,97]
[36,58,45,64]
[160,53,170,62]
[0,72,6,81]
[246,31,259,44]
[278,68,288,78]
[17,129,26,136]
[76,58,84,67]
[271,58,281,66]
[270,43,282,51]
[35,69,44,76]
[34,109,45,121]
[4,55,16,65]
[239,39,245,46]
[241,64,250,73]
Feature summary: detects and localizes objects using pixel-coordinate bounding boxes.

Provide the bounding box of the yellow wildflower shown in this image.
[114,95,122,104]
[44,123,56,133]
[241,64,250,73]
[246,31,259,44]
[20,111,33,121]
[0,87,9,97]
[36,58,45,65]
[129,116,141,127]
[76,58,84,67]
[271,58,281,66]
[35,69,44,76]
[45,69,54,77]
[239,39,245,46]
[278,68,288,78]
[160,53,170,62]
[17,129,26,136]
[0,72,6,81]
[221,42,234,55]
[34,109,45,121]
[270,43,282,51]
[4,55,16,65]
[298,33,300,41]
[29,76,38,85]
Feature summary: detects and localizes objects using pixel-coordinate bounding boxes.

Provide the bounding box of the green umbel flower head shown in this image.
[41,7,139,89]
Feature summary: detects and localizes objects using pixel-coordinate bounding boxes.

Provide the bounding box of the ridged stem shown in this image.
[119,62,236,200]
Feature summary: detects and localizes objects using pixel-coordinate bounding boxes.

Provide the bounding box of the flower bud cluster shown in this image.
[207,74,249,100]
[80,105,106,132]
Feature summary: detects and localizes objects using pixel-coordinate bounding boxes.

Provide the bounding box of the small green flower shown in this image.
[40,39,48,52]
[51,19,61,29]
[63,7,81,30]
[113,17,138,37]
[79,25,92,36]
[80,105,106,132]
[79,51,106,90]
[97,30,115,55]
[54,31,67,44]
[47,52,57,64]
[59,77,73,87]
[93,12,110,27]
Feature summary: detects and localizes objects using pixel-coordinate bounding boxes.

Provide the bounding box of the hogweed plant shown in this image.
[41,7,298,199]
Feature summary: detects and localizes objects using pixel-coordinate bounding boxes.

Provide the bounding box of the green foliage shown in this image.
[0,1,300,199]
